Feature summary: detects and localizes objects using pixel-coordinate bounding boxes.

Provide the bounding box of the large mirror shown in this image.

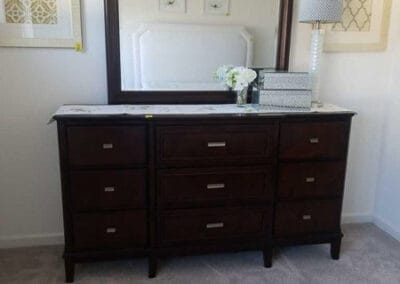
[105,0,293,104]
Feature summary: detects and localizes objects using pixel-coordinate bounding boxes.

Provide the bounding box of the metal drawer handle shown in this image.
[206,222,224,229]
[104,186,115,192]
[207,142,226,148]
[106,227,117,234]
[309,138,319,144]
[302,215,312,221]
[102,143,114,150]
[207,183,225,190]
[305,177,316,183]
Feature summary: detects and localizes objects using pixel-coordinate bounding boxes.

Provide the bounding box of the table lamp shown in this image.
[299,0,343,106]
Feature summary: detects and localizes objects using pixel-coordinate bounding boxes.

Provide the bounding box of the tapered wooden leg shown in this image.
[148,254,157,278]
[263,245,273,268]
[331,238,342,260]
[64,257,75,283]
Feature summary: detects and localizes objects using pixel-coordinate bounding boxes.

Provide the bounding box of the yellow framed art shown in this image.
[324,0,392,52]
[0,0,82,48]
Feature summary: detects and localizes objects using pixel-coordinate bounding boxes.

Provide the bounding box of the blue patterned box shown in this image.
[259,71,312,90]
[257,71,312,109]
[258,90,312,109]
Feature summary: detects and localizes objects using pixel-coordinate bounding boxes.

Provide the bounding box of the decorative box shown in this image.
[256,71,312,109]
[259,71,312,90]
[258,90,312,109]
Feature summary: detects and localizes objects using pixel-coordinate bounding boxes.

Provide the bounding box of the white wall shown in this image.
[374,0,400,241]
[290,0,397,224]
[1,0,400,248]
[0,0,107,248]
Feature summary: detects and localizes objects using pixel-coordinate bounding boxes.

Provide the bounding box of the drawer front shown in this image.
[278,162,346,200]
[158,167,274,206]
[70,170,146,212]
[67,126,146,167]
[73,211,147,250]
[160,208,269,244]
[274,200,341,237]
[156,124,277,166]
[279,121,348,160]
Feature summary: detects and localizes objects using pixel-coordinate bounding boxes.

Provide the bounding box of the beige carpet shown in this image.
[1,224,400,284]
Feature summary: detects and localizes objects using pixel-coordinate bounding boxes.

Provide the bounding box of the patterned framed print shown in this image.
[0,0,82,48]
[204,0,230,16]
[159,0,186,13]
[324,0,392,52]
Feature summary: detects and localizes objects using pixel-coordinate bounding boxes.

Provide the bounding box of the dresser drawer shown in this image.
[70,170,146,212]
[278,162,346,200]
[160,208,269,244]
[67,126,146,167]
[279,121,348,160]
[156,124,277,166]
[73,211,147,250]
[274,200,341,237]
[158,167,273,206]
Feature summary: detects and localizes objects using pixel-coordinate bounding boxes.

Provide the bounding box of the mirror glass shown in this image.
[119,0,280,91]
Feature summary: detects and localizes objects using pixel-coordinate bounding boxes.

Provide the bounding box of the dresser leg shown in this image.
[148,255,158,278]
[331,238,342,260]
[263,245,273,268]
[64,258,75,283]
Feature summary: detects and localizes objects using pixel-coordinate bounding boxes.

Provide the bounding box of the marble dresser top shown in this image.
[53,104,354,120]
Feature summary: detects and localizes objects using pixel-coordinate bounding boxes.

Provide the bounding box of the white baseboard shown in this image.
[0,233,64,249]
[373,215,400,242]
[341,213,373,224]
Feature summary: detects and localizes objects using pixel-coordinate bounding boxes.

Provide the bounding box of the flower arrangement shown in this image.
[215,65,257,91]
[215,65,257,106]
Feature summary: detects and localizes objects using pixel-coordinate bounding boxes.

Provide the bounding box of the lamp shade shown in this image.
[299,0,343,23]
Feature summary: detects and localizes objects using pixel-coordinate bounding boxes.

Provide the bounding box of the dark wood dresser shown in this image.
[54,105,355,282]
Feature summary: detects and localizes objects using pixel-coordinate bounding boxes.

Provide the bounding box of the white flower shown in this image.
[216,66,257,91]
[234,79,248,91]
[236,67,257,84]
[225,68,237,88]
[215,65,234,82]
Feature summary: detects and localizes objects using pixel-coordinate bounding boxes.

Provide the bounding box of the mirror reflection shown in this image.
[119,0,280,91]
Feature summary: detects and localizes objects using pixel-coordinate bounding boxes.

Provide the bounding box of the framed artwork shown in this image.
[159,0,186,13]
[204,0,230,16]
[0,0,82,48]
[324,0,392,52]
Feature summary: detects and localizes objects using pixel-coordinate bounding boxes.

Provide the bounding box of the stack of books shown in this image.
[256,71,312,109]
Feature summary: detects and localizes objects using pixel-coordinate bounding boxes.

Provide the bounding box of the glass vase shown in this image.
[236,87,248,107]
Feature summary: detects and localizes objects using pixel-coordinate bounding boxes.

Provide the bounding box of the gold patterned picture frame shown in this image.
[0,0,82,48]
[324,0,392,52]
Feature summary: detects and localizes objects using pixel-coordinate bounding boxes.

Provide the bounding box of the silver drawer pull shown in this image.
[305,177,316,183]
[302,215,312,221]
[207,142,226,148]
[102,143,114,150]
[106,227,117,234]
[309,138,320,144]
[207,183,225,190]
[206,222,224,229]
[104,187,115,192]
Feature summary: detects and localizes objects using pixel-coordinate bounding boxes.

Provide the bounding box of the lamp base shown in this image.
[309,29,325,105]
